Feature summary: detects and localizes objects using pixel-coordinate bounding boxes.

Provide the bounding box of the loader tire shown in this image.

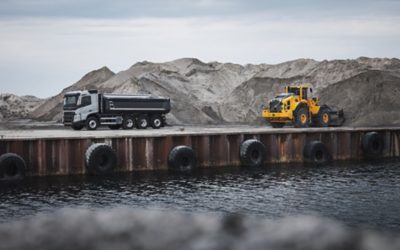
[316,107,331,127]
[294,107,309,128]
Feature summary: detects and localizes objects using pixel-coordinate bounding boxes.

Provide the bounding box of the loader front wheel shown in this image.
[294,107,309,128]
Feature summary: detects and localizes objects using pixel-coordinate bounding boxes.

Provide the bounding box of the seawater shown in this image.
[1,160,400,231]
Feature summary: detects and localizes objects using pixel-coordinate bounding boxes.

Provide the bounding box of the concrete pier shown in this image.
[0,126,399,177]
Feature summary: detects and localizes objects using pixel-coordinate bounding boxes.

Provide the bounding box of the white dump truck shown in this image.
[62,90,171,130]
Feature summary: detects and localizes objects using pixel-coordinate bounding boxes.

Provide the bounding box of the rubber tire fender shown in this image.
[0,153,26,181]
[168,145,197,172]
[239,139,266,167]
[303,141,331,164]
[85,143,117,175]
[362,132,383,158]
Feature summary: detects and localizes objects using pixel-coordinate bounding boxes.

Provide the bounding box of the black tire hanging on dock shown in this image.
[239,139,266,167]
[362,132,383,158]
[0,153,26,181]
[303,141,331,165]
[168,145,197,172]
[85,143,117,175]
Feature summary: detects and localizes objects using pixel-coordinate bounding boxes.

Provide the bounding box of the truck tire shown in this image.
[122,116,135,130]
[239,139,265,167]
[150,115,163,129]
[362,132,383,158]
[316,107,331,127]
[0,153,26,181]
[294,107,309,128]
[168,145,197,172]
[85,143,117,175]
[86,116,99,130]
[136,115,149,129]
[72,124,84,130]
[303,141,331,165]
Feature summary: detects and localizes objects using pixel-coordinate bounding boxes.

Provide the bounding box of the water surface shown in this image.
[1,160,400,231]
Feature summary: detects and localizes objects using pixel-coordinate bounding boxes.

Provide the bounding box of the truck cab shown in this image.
[63,90,99,130]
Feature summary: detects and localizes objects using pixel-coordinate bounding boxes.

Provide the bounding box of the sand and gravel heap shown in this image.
[0,208,399,250]
[4,57,400,126]
[0,94,44,120]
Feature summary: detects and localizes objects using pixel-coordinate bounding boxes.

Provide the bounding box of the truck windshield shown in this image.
[63,95,79,109]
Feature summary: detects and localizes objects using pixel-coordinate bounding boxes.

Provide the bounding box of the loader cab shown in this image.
[286,86,309,100]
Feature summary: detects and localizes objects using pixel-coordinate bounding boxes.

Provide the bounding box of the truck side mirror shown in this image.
[310,88,313,93]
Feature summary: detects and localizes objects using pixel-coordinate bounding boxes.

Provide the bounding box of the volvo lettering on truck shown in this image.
[62,90,171,130]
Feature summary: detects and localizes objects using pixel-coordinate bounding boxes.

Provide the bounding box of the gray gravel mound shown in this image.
[0,208,399,250]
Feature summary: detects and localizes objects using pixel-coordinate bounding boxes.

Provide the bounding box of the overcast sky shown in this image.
[1,0,399,98]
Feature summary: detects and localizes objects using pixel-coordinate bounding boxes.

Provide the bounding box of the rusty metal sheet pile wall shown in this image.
[0,129,399,177]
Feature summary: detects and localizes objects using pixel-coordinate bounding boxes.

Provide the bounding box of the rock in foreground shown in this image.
[0,208,399,250]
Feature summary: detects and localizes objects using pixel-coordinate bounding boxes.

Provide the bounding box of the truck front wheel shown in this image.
[86,117,99,130]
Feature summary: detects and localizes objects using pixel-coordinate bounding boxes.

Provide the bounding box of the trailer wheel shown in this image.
[168,146,197,172]
[239,139,266,167]
[136,115,149,129]
[150,115,163,129]
[303,141,331,165]
[362,132,383,158]
[85,143,117,175]
[122,116,135,130]
[86,116,99,130]
[316,107,331,127]
[0,153,26,181]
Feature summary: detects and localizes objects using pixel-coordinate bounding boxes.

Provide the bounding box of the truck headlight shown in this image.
[73,114,81,122]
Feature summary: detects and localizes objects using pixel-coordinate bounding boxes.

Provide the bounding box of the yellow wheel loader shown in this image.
[261,86,344,128]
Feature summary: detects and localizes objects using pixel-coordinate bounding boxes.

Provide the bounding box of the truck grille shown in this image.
[269,100,282,112]
[63,111,75,123]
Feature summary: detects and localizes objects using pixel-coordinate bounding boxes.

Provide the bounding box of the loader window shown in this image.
[302,88,307,100]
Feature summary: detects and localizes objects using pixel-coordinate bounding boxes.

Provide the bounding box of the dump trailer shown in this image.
[63,90,171,130]
[262,85,344,128]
